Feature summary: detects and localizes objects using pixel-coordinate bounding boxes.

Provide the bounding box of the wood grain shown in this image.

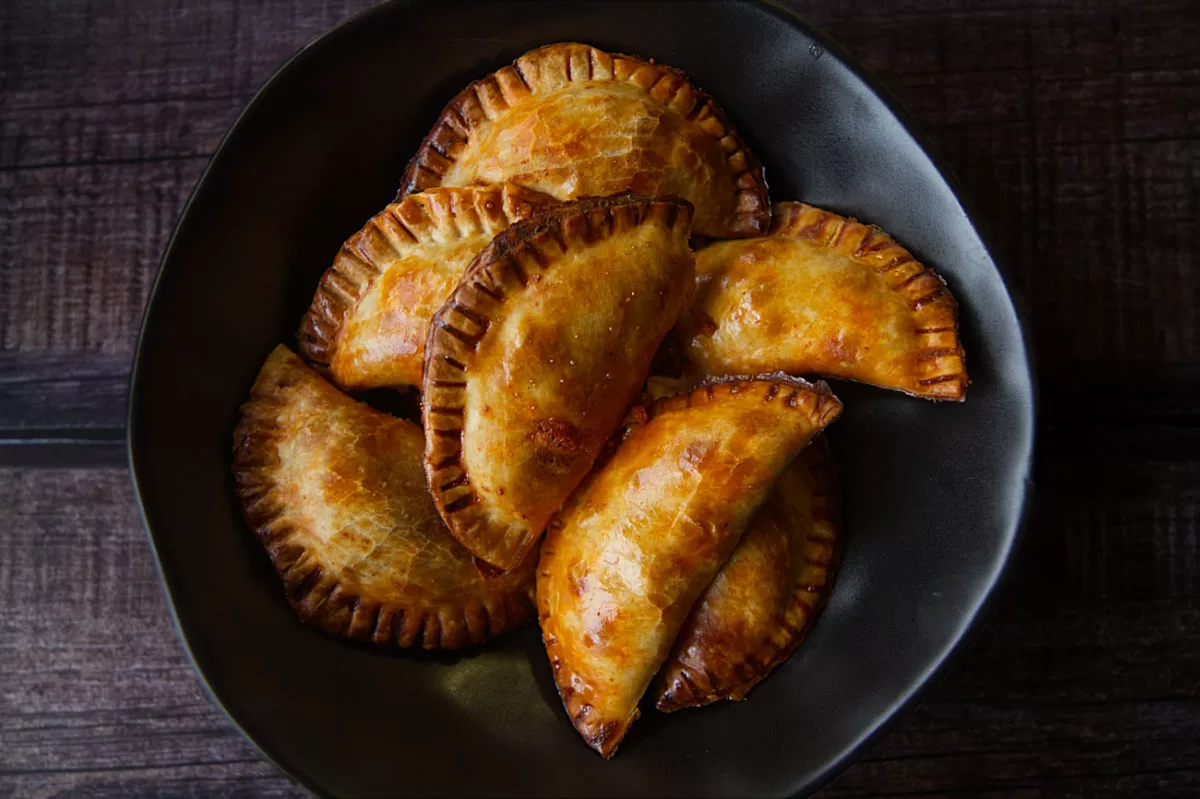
[1,0,1198,795]
[2,457,1196,795]
[0,0,378,463]
[2,0,1196,426]
[0,469,299,796]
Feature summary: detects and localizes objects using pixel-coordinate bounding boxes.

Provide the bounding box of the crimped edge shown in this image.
[422,193,695,572]
[654,436,843,711]
[233,345,535,650]
[646,372,843,425]
[536,375,842,758]
[399,41,769,237]
[769,201,968,401]
[295,183,556,381]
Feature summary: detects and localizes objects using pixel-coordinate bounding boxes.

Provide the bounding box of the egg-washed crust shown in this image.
[655,436,842,711]
[771,202,966,399]
[537,377,842,758]
[399,41,768,237]
[423,192,695,573]
[233,345,535,650]
[644,373,840,420]
[296,184,555,388]
[683,203,967,401]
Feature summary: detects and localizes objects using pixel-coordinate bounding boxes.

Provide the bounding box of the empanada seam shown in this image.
[655,437,843,712]
[538,601,633,759]
[295,185,553,384]
[539,381,842,745]
[770,201,968,400]
[647,374,841,426]
[400,42,769,236]
[232,347,535,649]
[422,193,695,572]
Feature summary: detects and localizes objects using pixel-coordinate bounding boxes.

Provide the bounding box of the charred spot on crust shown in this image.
[589,720,623,758]
[530,417,584,476]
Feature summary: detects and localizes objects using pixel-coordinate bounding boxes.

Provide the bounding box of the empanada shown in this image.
[537,378,843,757]
[655,438,840,711]
[678,202,968,400]
[297,184,556,391]
[423,194,695,572]
[401,42,768,238]
[233,346,535,649]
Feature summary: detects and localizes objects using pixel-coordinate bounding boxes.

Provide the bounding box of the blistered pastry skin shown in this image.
[400,42,769,238]
[537,378,842,757]
[423,194,696,573]
[297,184,556,391]
[679,202,967,400]
[655,438,841,711]
[233,346,535,649]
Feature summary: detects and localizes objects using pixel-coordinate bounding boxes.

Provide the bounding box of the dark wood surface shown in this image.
[2,0,1198,795]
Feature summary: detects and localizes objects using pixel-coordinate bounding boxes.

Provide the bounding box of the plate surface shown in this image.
[128,1,1035,796]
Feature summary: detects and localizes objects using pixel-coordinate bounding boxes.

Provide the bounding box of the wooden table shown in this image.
[3,1,1198,795]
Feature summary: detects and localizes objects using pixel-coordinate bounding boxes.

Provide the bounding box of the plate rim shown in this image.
[126,1,1038,796]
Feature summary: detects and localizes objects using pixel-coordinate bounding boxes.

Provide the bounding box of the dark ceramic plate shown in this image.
[128,1,1035,796]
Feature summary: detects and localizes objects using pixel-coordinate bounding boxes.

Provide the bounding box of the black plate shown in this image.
[128,2,1035,796]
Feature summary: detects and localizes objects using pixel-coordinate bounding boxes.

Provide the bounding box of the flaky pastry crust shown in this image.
[400,42,768,238]
[679,202,968,400]
[423,194,696,573]
[655,437,841,711]
[233,346,535,649]
[537,378,842,757]
[297,184,555,391]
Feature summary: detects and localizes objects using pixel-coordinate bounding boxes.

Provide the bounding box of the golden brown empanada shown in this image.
[679,202,968,400]
[537,378,843,757]
[297,184,556,391]
[655,438,841,711]
[233,345,535,649]
[423,194,695,573]
[401,42,768,238]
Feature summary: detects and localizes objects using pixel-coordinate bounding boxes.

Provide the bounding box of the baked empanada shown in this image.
[297,184,556,391]
[678,202,968,400]
[424,194,695,572]
[401,42,768,238]
[655,438,840,711]
[233,346,535,649]
[537,378,843,757]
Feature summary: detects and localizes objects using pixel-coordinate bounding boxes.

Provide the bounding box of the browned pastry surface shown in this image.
[679,202,967,400]
[423,193,696,572]
[401,42,769,238]
[537,377,842,757]
[655,437,841,711]
[233,345,535,649]
[297,184,555,391]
